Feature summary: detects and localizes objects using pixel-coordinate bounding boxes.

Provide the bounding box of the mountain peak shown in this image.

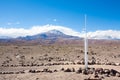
[47,29,64,35]
[16,29,80,41]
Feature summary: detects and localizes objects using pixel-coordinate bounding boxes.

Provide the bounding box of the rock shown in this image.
[94,73,99,78]
[88,68,95,74]
[110,69,117,76]
[77,61,81,65]
[116,73,120,77]
[104,73,109,77]
[36,78,39,80]
[0,72,2,74]
[61,68,64,71]
[64,68,72,72]
[43,68,48,72]
[54,69,58,72]
[91,57,96,64]
[80,59,84,64]
[115,63,120,66]
[72,68,75,72]
[104,69,110,77]
[96,61,101,65]
[76,68,82,73]
[82,69,88,75]
[104,69,110,74]
[95,68,103,74]
[100,76,104,79]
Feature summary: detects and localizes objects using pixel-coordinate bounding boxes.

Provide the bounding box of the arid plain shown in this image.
[0,39,120,80]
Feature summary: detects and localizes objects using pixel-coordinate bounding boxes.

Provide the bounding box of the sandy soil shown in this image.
[0,41,120,80]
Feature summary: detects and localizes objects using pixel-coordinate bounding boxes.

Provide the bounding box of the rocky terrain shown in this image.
[0,39,120,80]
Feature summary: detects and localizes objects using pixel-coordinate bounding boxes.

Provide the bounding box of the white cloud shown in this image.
[87,30,120,39]
[0,24,81,38]
[7,21,20,25]
[0,24,120,39]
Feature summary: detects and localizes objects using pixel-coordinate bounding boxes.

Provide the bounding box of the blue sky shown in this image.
[0,0,120,32]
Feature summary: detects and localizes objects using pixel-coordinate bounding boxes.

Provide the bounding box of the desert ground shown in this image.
[0,40,120,80]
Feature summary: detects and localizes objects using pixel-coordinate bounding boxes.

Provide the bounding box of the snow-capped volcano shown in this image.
[18,29,80,40]
[0,24,120,40]
[0,24,81,38]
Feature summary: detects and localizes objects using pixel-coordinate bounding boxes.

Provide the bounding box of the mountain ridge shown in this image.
[0,28,120,40]
[17,29,80,41]
[0,29,120,46]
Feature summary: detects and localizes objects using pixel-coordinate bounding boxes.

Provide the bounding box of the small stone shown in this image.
[82,69,88,75]
[76,68,82,73]
[116,73,120,77]
[94,73,99,78]
[36,78,39,80]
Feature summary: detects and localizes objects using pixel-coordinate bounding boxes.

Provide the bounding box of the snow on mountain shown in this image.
[18,29,80,40]
[47,29,65,35]
[0,24,120,40]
